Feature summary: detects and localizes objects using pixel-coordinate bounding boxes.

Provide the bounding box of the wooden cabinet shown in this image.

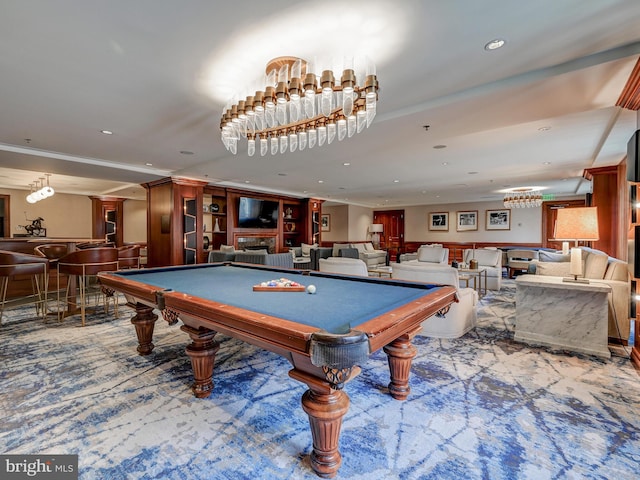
[203,187,228,260]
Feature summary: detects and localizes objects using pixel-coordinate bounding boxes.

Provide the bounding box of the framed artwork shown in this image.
[321,214,331,232]
[486,209,511,230]
[456,210,478,231]
[428,212,449,231]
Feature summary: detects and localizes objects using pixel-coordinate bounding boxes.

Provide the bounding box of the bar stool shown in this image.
[56,247,119,326]
[0,250,50,324]
[34,244,69,269]
[117,244,141,269]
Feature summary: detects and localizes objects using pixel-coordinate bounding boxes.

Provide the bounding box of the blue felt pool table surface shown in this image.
[109,263,445,334]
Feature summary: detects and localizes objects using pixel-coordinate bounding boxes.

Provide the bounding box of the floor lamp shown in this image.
[553,206,599,283]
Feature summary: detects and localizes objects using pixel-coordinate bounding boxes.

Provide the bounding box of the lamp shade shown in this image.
[370,224,383,233]
[554,207,599,242]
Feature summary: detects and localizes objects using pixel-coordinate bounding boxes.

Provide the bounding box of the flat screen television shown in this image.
[238,197,279,228]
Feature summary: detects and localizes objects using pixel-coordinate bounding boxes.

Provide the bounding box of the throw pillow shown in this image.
[301,243,317,257]
[332,243,350,257]
[220,244,235,253]
[353,243,366,253]
[583,251,608,279]
[535,262,573,277]
[538,251,570,262]
[364,242,375,252]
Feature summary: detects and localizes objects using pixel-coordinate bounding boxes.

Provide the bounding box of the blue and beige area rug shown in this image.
[1,280,639,479]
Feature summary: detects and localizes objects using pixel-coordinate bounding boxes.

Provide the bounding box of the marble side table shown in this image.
[514,275,611,359]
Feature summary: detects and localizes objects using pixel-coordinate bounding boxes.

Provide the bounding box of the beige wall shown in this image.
[123,200,147,243]
[1,187,147,242]
[321,197,581,245]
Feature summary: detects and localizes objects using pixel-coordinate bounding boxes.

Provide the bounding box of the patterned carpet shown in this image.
[1,280,639,479]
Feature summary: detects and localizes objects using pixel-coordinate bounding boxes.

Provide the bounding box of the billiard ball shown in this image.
[306,285,316,294]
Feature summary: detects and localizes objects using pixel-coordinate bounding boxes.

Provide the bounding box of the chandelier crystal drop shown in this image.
[220,56,379,156]
[503,188,543,208]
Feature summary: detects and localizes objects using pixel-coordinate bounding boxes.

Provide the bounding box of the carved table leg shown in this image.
[181,325,220,398]
[290,368,356,478]
[130,303,158,355]
[383,328,420,400]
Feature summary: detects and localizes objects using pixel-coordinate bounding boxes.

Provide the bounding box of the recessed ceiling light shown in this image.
[343,162,351,166]
[433,145,447,149]
[468,171,478,175]
[393,180,400,183]
[100,130,113,135]
[538,126,551,131]
[180,150,194,155]
[543,161,551,165]
[245,180,251,183]
[145,163,153,166]
[318,180,324,184]
[484,38,506,51]
[442,162,448,166]
[278,173,287,176]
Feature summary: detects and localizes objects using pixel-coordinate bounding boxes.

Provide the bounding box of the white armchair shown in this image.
[392,263,477,338]
[463,248,503,290]
[318,257,369,276]
[401,245,449,265]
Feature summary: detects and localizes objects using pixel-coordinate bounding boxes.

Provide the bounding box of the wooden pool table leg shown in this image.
[290,369,351,479]
[383,327,420,400]
[130,303,158,355]
[181,325,220,399]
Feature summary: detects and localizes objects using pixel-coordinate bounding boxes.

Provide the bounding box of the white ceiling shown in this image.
[1,0,639,207]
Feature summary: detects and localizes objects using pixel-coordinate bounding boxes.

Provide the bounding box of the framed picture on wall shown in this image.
[321,214,331,232]
[428,212,449,231]
[456,210,478,231]
[486,209,511,230]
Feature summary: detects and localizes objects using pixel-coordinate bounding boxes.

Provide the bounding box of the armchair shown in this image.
[401,245,449,265]
[392,263,477,338]
[463,248,502,290]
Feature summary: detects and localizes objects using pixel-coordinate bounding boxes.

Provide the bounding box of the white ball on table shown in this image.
[306,285,316,294]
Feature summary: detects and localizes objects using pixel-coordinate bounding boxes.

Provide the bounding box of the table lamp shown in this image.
[553,206,599,283]
[369,224,383,249]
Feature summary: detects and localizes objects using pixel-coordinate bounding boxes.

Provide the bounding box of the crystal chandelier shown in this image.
[26,174,55,204]
[220,57,379,156]
[503,188,543,208]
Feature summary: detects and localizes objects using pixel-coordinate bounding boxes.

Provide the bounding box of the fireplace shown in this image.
[235,235,276,253]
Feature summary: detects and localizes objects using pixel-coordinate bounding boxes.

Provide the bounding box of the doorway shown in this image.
[0,194,9,238]
[373,210,405,261]
[541,199,586,250]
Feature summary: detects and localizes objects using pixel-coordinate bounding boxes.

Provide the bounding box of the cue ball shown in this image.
[306,285,316,294]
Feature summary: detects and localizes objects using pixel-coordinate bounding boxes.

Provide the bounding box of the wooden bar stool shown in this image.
[56,247,119,326]
[0,250,50,324]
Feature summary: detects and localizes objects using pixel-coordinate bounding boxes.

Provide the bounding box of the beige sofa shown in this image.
[463,248,503,291]
[338,243,387,267]
[392,263,477,338]
[530,247,630,344]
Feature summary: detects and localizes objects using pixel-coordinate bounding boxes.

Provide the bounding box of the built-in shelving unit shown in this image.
[184,198,197,264]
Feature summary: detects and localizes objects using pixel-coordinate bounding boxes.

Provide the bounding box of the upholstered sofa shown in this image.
[463,248,503,291]
[330,243,386,267]
[392,263,477,338]
[529,247,630,344]
[318,257,369,276]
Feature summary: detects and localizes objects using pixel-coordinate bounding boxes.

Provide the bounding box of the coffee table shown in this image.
[368,265,393,277]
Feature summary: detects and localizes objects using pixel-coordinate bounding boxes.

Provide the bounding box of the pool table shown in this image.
[98,262,456,478]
